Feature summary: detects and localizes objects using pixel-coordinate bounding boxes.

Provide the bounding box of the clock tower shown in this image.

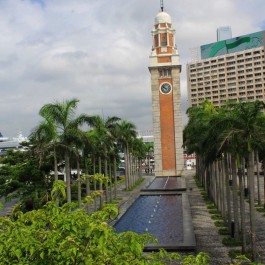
[149,5,184,176]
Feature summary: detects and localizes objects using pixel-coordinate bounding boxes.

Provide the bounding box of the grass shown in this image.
[200,191,207,196]
[209,209,220,214]
[228,249,252,260]
[122,177,144,192]
[214,220,226,227]
[206,204,216,210]
[222,237,243,247]
[210,214,222,220]
[218,227,230,235]
[256,207,265,213]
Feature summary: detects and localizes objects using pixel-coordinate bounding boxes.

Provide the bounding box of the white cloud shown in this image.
[0,0,264,137]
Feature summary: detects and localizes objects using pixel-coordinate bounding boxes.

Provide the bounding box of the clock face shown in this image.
[160,83,172,94]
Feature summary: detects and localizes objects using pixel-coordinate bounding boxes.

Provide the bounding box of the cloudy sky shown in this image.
[0,0,265,137]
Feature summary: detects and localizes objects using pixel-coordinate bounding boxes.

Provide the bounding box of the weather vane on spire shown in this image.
[160,0,164,12]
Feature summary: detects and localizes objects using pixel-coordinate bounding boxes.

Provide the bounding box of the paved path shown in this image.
[186,170,265,264]
[0,197,19,216]
[185,170,231,265]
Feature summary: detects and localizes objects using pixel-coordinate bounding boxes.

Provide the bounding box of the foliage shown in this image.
[210,214,222,220]
[180,252,210,265]
[208,209,220,214]
[214,220,226,227]
[51,180,67,201]
[256,207,265,213]
[218,227,230,235]
[123,177,144,191]
[0,150,51,211]
[228,251,265,265]
[206,204,216,210]
[222,237,244,247]
[0,182,216,265]
[0,199,209,265]
[228,249,252,260]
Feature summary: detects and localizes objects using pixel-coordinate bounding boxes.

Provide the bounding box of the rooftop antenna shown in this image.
[160,0,164,12]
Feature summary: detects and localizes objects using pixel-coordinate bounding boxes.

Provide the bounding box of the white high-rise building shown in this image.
[217,26,232,41]
[187,30,265,108]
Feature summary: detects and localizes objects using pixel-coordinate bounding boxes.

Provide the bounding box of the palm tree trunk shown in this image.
[220,159,226,218]
[224,153,232,233]
[132,155,135,186]
[138,158,141,180]
[263,155,265,208]
[217,161,222,211]
[85,159,90,197]
[248,151,257,261]
[238,162,246,254]
[256,152,261,205]
[213,161,218,204]
[124,146,129,190]
[196,155,199,182]
[206,166,210,197]
[93,156,96,191]
[93,156,97,211]
[99,181,103,209]
[99,156,102,174]
[209,163,213,201]
[231,154,239,239]
[77,159,81,208]
[109,164,112,202]
[65,150,71,203]
[243,158,247,194]
[104,155,108,203]
[113,156,117,199]
[54,146,58,181]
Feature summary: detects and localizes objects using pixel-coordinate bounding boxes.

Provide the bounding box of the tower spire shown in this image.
[160,0,164,12]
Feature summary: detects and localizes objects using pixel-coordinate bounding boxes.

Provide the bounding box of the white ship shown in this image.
[0,132,28,156]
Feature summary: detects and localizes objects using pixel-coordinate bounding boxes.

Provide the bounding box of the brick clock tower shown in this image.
[149,4,184,176]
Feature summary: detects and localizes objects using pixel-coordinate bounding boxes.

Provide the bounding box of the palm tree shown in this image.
[184,100,217,188]
[116,120,137,190]
[39,98,95,203]
[235,101,265,261]
[30,116,60,181]
[133,138,146,180]
[144,142,154,174]
[213,101,265,260]
[88,115,120,202]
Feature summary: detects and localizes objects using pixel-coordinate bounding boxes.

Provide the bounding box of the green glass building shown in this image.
[201,31,265,59]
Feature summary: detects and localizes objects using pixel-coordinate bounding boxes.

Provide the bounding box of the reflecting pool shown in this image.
[114,194,183,244]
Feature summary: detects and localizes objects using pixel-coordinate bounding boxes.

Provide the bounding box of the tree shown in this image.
[184,100,265,260]
[144,142,154,174]
[234,101,265,260]
[30,116,60,181]
[0,150,50,211]
[184,100,217,187]
[88,115,120,202]
[39,98,95,203]
[116,120,137,190]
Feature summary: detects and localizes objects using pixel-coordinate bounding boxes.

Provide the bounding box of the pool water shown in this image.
[147,176,185,190]
[114,195,183,244]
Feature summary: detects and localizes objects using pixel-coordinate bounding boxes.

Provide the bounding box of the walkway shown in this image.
[185,170,231,265]
[186,169,265,264]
